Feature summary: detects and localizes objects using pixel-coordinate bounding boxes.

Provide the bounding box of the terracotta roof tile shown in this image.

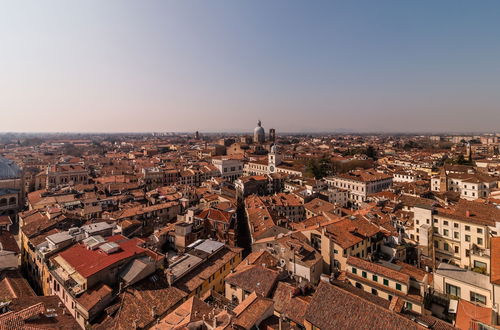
[57,235,146,278]
[225,265,279,297]
[304,282,422,330]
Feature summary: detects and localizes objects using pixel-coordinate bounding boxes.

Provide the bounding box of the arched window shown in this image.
[0,199,6,206]
[8,197,16,205]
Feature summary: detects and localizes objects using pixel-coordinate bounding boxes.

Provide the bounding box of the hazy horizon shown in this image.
[0,129,497,136]
[2,1,500,133]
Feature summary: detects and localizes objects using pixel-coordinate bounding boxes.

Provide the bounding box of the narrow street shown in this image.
[235,201,251,258]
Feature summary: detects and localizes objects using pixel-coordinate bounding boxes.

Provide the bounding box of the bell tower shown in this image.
[268,144,282,173]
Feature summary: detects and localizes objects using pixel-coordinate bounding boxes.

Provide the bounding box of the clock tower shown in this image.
[268,144,281,173]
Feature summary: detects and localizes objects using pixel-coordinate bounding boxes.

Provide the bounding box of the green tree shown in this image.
[365,145,377,160]
[318,156,332,178]
[305,159,320,179]
[456,154,467,165]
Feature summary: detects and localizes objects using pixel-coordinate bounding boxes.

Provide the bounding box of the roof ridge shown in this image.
[325,283,419,325]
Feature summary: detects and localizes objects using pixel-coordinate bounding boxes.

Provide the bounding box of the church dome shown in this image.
[254,125,265,136]
[253,120,265,144]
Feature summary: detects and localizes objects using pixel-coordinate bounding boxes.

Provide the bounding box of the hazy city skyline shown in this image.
[2,0,500,133]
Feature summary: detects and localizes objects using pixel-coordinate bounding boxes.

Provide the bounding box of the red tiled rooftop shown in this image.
[196,208,232,223]
[58,235,146,278]
[455,299,493,330]
[337,169,392,183]
[491,237,500,285]
[0,216,12,226]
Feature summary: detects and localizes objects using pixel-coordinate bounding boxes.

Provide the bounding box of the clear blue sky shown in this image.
[1,0,500,133]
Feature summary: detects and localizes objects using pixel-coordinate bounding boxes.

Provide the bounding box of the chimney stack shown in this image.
[466,210,470,217]
[166,269,174,286]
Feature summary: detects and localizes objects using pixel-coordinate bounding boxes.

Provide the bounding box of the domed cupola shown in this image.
[253,120,265,144]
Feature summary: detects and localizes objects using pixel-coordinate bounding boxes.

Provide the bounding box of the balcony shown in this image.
[51,266,86,297]
[470,244,490,258]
